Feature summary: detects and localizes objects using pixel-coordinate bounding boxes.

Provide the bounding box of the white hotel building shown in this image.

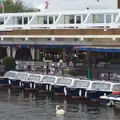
[0,0,120,65]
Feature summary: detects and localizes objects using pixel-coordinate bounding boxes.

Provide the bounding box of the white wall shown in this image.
[47,0,118,11]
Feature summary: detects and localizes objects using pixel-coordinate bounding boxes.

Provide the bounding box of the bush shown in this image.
[2,56,16,71]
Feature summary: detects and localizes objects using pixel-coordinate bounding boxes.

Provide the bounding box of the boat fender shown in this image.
[8,80,11,84]
[46,84,49,90]
[34,83,36,88]
[49,85,52,91]
[19,81,22,87]
[30,83,33,88]
[104,93,106,96]
[79,90,82,96]
[64,87,67,96]
[85,91,87,98]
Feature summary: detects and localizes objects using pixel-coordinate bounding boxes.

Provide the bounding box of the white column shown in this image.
[63,48,66,61]
[6,47,11,57]
[30,48,35,60]
[36,48,40,60]
[12,47,17,58]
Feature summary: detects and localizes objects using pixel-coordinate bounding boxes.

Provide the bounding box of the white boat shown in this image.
[51,77,76,96]
[37,75,58,93]
[86,81,120,102]
[67,79,92,99]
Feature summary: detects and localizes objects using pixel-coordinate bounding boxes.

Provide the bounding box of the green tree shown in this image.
[2,56,16,71]
[0,0,36,13]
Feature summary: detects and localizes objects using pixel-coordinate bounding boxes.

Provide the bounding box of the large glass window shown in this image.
[93,14,104,23]
[76,16,81,23]
[64,15,74,24]
[0,18,4,24]
[49,16,53,24]
[23,17,28,24]
[106,14,111,23]
[37,16,47,24]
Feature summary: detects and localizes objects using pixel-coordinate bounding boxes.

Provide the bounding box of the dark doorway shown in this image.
[15,48,32,60]
[0,47,7,59]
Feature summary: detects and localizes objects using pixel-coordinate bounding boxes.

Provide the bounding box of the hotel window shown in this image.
[37,16,44,24]
[93,14,104,23]
[0,18,4,25]
[113,14,117,22]
[13,17,22,24]
[76,16,81,23]
[106,15,111,23]
[43,16,47,24]
[48,16,53,24]
[64,15,74,24]
[17,17,22,24]
[69,15,74,24]
[23,17,28,24]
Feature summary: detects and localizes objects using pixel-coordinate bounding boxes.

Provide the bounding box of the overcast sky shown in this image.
[22,0,117,10]
[22,0,45,7]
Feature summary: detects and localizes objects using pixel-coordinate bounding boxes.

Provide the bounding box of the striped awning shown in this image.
[74,46,120,52]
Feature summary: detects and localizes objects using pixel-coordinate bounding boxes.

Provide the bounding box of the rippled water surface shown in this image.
[0,91,119,120]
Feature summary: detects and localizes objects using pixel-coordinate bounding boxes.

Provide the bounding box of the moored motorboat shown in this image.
[0,77,12,90]
[37,75,58,94]
[15,72,37,92]
[86,81,120,102]
[25,73,42,92]
[67,79,91,99]
[51,77,75,96]
[100,91,120,107]
[4,71,22,90]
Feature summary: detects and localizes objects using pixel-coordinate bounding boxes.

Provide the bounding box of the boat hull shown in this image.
[67,88,88,99]
[51,85,67,96]
[87,90,111,102]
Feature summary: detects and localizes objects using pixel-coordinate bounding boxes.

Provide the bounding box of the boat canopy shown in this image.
[91,82,111,91]
[73,80,90,88]
[41,76,56,84]
[56,77,73,86]
[15,72,29,81]
[27,74,41,83]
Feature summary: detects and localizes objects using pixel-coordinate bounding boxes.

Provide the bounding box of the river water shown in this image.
[0,91,119,120]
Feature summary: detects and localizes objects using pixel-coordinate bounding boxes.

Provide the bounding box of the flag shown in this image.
[45,0,49,9]
[0,0,4,8]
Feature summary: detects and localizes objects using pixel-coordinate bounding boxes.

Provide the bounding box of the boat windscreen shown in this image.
[73,80,90,88]
[4,72,16,78]
[112,84,120,91]
[27,75,41,81]
[91,82,111,91]
[56,78,72,86]
[16,73,28,80]
[41,76,55,83]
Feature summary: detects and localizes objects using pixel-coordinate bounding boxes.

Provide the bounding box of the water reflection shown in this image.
[0,91,119,120]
